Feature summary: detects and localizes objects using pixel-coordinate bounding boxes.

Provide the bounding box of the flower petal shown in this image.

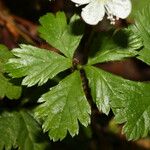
[81,1,105,25]
[71,0,91,5]
[105,0,132,19]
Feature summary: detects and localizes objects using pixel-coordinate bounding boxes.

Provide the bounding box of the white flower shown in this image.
[71,0,132,25]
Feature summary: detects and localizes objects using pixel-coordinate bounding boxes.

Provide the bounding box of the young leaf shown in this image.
[5,44,72,87]
[38,12,83,58]
[35,71,91,141]
[88,29,140,65]
[0,110,48,150]
[0,45,21,99]
[134,4,150,65]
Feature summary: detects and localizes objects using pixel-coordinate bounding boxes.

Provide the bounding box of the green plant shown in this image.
[1,2,150,150]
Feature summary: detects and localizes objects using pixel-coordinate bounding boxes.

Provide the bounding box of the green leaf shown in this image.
[0,110,48,150]
[134,4,150,65]
[85,66,150,140]
[84,65,149,115]
[130,0,150,17]
[35,71,91,141]
[138,48,150,65]
[0,111,18,150]
[0,44,13,73]
[85,65,126,115]
[112,83,150,140]
[6,44,72,87]
[17,111,49,150]
[88,49,138,65]
[0,74,21,99]
[124,26,143,51]
[0,45,21,99]
[88,29,140,65]
[134,5,150,48]
[38,12,83,58]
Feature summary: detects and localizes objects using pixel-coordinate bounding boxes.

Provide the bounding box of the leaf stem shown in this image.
[73,25,95,67]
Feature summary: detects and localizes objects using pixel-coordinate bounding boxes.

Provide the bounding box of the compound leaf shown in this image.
[35,71,91,141]
[38,12,83,58]
[6,44,72,87]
